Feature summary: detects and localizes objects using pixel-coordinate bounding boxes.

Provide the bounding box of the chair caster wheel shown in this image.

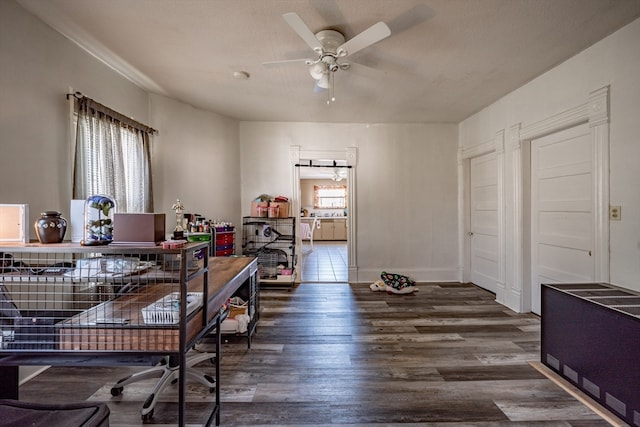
[204,373,216,393]
[142,408,154,422]
[110,386,123,396]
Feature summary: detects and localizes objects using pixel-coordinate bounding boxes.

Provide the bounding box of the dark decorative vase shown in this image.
[34,211,67,244]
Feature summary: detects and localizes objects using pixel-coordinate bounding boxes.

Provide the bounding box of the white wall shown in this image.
[240,122,459,283]
[1,0,242,379]
[0,1,242,239]
[459,17,640,294]
[0,0,149,229]
[149,94,241,233]
[0,0,153,384]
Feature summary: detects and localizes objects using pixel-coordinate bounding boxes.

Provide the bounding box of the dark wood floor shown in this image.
[20,282,612,426]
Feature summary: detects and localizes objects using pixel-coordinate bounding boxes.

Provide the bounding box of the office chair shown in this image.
[109,280,218,422]
[110,351,216,421]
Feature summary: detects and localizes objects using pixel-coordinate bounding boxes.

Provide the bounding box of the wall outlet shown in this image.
[609,205,621,221]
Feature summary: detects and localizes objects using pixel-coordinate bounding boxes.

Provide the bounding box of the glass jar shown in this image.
[82,195,115,246]
[34,211,67,244]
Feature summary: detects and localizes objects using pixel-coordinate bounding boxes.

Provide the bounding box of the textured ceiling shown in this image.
[18,0,640,123]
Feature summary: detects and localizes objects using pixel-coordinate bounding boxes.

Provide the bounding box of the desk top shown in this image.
[0,241,208,254]
[54,256,257,352]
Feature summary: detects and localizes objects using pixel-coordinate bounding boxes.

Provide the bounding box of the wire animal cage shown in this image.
[241,216,296,285]
[0,244,207,352]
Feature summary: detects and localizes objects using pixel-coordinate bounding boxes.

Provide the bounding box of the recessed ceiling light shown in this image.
[233,71,250,80]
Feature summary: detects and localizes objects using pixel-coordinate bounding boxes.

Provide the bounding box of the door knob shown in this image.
[468,232,474,236]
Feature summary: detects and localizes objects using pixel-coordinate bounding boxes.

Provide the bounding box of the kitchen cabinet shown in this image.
[333,219,347,240]
[316,219,347,241]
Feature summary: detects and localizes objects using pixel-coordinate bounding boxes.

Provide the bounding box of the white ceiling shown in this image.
[18,0,640,124]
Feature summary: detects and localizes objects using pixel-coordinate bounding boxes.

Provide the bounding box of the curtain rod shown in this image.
[66,91,158,135]
[295,160,352,169]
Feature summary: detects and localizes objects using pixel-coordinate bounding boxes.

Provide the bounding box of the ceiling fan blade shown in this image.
[283,12,324,53]
[262,58,309,68]
[337,22,391,57]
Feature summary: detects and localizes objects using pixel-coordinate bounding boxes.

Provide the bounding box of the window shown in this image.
[72,96,154,213]
[314,185,347,209]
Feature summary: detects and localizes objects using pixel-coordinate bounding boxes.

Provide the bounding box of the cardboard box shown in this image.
[113,213,165,244]
[269,202,290,218]
[250,202,268,217]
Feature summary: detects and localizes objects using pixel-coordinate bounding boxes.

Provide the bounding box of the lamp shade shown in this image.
[309,63,325,80]
[316,73,330,89]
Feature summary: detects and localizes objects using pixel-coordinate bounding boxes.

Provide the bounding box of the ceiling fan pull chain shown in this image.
[331,72,336,103]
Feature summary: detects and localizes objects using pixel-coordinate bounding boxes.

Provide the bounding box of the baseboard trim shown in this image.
[356,268,459,284]
[20,366,50,385]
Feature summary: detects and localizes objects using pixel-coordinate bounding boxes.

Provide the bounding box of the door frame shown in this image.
[459,85,610,313]
[514,85,610,313]
[529,123,594,314]
[459,133,506,302]
[290,146,357,282]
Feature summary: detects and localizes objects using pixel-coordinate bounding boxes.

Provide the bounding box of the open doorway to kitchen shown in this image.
[299,168,348,282]
[293,155,352,283]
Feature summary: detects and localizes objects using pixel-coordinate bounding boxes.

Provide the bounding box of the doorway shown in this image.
[298,162,348,282]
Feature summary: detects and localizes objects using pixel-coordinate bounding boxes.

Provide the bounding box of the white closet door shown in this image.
[531,123,595,314]
[470,152,499,293]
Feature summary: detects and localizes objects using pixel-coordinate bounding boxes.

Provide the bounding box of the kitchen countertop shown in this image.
[301,216,347,220]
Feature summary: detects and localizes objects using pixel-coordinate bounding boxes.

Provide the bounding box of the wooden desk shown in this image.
[56,256,257,352]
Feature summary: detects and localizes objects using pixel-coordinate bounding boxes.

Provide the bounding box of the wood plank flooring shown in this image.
[19,282,613,426]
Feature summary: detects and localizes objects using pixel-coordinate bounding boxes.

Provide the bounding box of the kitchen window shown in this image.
[314,185,347,209]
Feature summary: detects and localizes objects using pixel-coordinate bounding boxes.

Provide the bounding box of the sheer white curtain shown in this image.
[73,97,154,213]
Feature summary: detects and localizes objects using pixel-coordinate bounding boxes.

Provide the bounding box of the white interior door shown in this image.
[531,123,595,314]
[470,152,499,293]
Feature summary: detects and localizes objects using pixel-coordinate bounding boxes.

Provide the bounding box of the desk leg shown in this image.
[178,353,185,427]
[203,316,221,427]
[216,315,221,425]
[0,366,19,399]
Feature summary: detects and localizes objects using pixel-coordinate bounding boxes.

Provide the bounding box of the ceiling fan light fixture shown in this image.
[314,82,327,93]
[309,62,326,80]
[316,73,330,89]
[331,167,345,181]
[273,13,391,103]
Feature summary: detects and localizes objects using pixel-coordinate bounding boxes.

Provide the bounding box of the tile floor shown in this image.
[299,241,347,282]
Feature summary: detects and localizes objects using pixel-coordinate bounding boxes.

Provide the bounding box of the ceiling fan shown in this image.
[331,167,347,182]
[264,12,391,102]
